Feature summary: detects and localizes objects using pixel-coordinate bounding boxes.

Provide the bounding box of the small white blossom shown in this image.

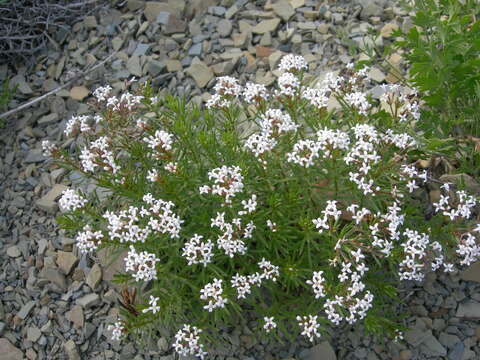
[75,225,103,253]
[173,325,207,359]
[200,278,228,312]
[296,315,321,342]
[263,317,277,333]
[107,321,124,341]
[142,295,160,314]
[182,234,214,267]
[278,54,308,72]
[58,189,87,212]
[124,245,159,282]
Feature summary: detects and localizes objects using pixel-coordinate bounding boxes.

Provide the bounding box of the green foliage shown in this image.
[50,60,479,356]
[394,0,480,136]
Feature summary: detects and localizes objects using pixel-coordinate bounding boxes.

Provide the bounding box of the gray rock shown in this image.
[217,19,233,37]
[64,339,81,360]
[126,56,142,77]
[360,1,383,20]
[76,293,100,308]
[0,338,23,360]
[41,267,67,290]
[147,59,165,77]
[86,264,102,290]
[65,305,84,328]
[252,18,281,34]
[17,301,36,320]
[36,184,68,213]
[448,342,465,360]
[308,341,337,360]
[24,150,46,163]
[188,43,203,57]
[56,251,79,275]
[38,113,59,125]
[133,43,150,56]
[164,15,186,35]
[272,0,294,21]
[421,332,447,357]
[6,246,21,258]
[186,60,213,88]
[456,301,480,318]
[27,326,41,342]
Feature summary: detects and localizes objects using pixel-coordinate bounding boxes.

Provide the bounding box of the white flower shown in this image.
[278,54,308,72]
[258,258,279,281]
[200,278,228,312]
[182,234,214,267]
[173,325,207,359]
[147,169,159,182]
[107,321,124,341]
[296,315,321,342]
[202,165,244,205]
[142,295,160,314]
[302,87,329,109]
[144,130,174,153]
[244,133,277,159]
[266,219,277,232]
[306,271,326,298]
[263,317,277,333]
[239,194,257,216]
[277,72,300,97]
[124,245,160,282]
[41,140,56,157]
[58,189,87,212]
[164,162,178,173]
[286,139,320,167]
[243,82,269,103]
[93,85,113,102]
[260,108,299,136]
[213,76,242,97]
[231,273,252,299]
[75,225,103,253]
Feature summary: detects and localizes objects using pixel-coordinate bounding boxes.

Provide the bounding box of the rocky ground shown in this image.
[1,0,480,359]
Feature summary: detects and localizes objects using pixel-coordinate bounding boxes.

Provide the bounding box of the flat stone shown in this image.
[97,248,128,289]
[217,19,233,37]
[86,263,102,290]
[41,267,67,290]
[126,56,142,77]
[65,305,84,328]
[420,332,447,357]
[76,293,100,308]
[404,328,430,347]
[156,11,170,24]
[268,51,284,70]
[38,113,59,125]
[64,339,80,360]
[147,59,165,76]
[69,86,89,101]
[460,262,480,282]
[368,67,385,82]
[56,251,79,275]
[308,341,337,360]
[456,301,480,318]
[381,23,399,38]
[188,43,203,57]
[133,43,150,56]
[0,338,23,360]
[112,37,124,51]
[289,0,304,8]
[252,18,281,34]
[17,301,36,320]
[186,61,213,88]
[164,15,186,35]
[36,184,68,213]
[144,1,178,22]
[24,150,45,164]
[272,0,294,21]
[233,32,250,48]
[127,0,145,11]
[166,59,182,72]
[27,326,41,342]
[83,16,97,28]
[7,246,21,258]
[360,2,382,20]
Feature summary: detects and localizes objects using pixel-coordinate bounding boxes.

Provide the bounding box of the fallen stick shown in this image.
[0,51,116,120]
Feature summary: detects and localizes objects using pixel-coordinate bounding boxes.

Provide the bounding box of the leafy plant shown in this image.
[44,55,480,358]
[393,0,480,137]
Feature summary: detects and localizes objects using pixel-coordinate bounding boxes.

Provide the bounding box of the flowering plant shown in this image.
[44,55,480,358]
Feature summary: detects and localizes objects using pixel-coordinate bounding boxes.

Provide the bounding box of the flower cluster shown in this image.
[143,130,174,158]
[41,140,57,157]
[432,184,477,221]
[296,315,321,342]
[80,136,119,174]
[124,245,159,282]
[231,258,279,299]
[210,211,254,257]
[182,234,214,266]
[58,189,87,212]
[173,325,207,359]
[75,225,103,253]
[200,165,244,205]
[199,278,228,312]
[64,115,92,137]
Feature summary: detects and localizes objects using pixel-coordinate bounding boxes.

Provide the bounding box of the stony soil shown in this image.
[1,0,480,359]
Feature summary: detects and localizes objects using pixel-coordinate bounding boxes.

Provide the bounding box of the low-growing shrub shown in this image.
[44,55,480,358]
[393,0,480,137]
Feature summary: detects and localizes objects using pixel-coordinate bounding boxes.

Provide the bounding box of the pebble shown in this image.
[76,293,101,309]
[0,338,23,360]
[7,246,21,258]
[86,264,102,290]
[69,86,90,101]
